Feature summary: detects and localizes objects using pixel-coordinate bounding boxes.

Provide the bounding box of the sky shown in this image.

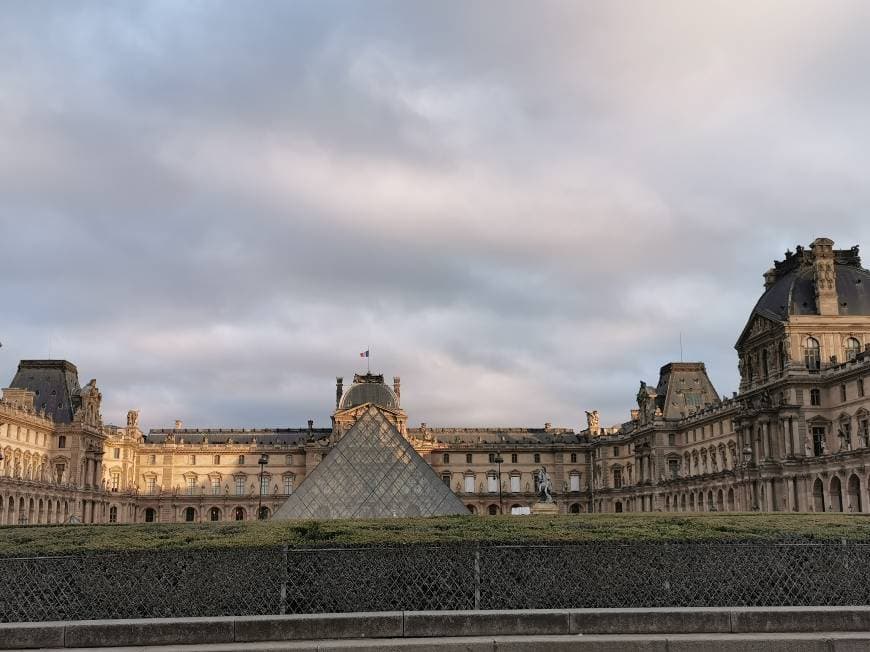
[2,1,870,432]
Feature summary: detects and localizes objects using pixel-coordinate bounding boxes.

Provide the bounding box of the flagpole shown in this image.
[368,345,371,373]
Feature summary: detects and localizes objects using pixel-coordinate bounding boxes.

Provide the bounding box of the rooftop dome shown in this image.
[339,373,399,410]
[752,241,870,320]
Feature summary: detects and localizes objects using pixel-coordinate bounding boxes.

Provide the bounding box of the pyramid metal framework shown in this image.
[273,405,469,519]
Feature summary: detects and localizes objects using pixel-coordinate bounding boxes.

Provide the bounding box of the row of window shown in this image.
[142,454,295,466]
[145,475,295,496]
[809,378,866,407]
[804,336,863,371]
[0,425,49,446]
[443,471,584,494]
[441,452,583,464]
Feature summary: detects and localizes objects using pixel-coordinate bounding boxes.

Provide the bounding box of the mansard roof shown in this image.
[9,360,81,424]
[338,372,399,410]
[410,427,583,445]
[145,427,332,446]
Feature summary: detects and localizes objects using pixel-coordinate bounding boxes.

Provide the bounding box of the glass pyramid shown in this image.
[273,406,469,519]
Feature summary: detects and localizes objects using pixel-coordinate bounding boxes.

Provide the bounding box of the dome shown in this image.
[339,375,399,410]
[754,262,870,320]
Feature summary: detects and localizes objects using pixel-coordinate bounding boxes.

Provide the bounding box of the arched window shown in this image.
[487,504,499,516]
[258,506,270,520]
[145,508,156,523]
[184,507,196,522]
[804,337,821,371]
[845,337,861,362]
[614,501,623,513]
[109,506,118,523]
[234,506,246,521]
[210,507,221,521]
[612,468,623,489]
[569,503,580,513]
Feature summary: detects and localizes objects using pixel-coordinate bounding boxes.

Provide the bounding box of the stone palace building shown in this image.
[1,237,869,524]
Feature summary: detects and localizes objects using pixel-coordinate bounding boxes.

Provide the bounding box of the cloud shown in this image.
[2,1,869,431]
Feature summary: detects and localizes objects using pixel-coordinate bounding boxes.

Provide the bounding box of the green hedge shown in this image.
[2,513,870,557]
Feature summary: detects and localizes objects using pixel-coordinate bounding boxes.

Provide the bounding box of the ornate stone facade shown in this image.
[3,237,870,524]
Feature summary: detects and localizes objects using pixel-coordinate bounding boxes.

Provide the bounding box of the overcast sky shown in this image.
[2,1,870,432]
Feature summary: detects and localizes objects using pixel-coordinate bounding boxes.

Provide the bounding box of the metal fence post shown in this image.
[280,544,289,615]
[473,546,481,610]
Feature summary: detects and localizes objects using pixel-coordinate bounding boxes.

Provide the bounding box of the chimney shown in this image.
[810,237,838,315]
[393,376,401,405]
[174,420,183,430]
[763,268,777,291]
[335,377,343,409]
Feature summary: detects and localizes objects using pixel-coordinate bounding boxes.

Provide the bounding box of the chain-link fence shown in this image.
[3,542,870,622]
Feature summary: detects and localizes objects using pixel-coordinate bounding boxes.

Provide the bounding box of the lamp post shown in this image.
[741,445,756,511]
[257,454,269,520]
[493,454,504,515]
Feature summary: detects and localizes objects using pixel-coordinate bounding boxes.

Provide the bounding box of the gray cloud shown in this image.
[2,1,870,431]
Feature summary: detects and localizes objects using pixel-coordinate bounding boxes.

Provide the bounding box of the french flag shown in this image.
[360,350,369,358]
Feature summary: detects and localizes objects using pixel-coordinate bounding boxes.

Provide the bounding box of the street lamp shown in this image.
[257,454,269,520]
[493,454,504,515]
[741,445,757,511]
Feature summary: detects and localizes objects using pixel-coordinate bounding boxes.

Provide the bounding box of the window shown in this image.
[210,507,221,522]
[441,473,450,486]
[487,453,494,463]
[533,453,541,463]
[285,454,293,465]
[811,389,821,406]
[188,455,196,465]
[186,477,196,495]
[58,435,66,449]
[613,447,620,456]
[487,474,498,493]
[464,475,475,493]
[145,508,156,523]
[612,468,623,489]
[111,473,119,491]
[234,507,245,521]
[569,473,580,492]
[841,384,848,403]
[860,418,870,448]
[668,458,679,479]
[442,453,450,464]
[238,455,245,465]
[804,337,821,370]
[668,433,675,446]
[213,455,221,465]
[260,475,270,495]
[511,453,518,463]
[761,349,769,379]
[465,453,473,464]
[510,475,521,493]
[859,378,865,398]
[812,426,826,457]
[55,463,64,484]
[211,477,221,495]
[146,477,156,495]
[148,454,156,465]
[113,448,120,459]
[109,506,117,523]
[570,452,577,463]
[184,507,196,522]
[235,477,245,496]
[846,337,861,362]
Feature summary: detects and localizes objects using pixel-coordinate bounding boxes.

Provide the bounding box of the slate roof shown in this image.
[753,263,870,320]
[8,360,81,424]
[145,428,332,445]
[411,428,583,445]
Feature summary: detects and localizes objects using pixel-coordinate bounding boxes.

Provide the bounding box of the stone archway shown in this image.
[847,474,862,513]
[830,476,844,512]
[813,478,825,512]
[727,488,735,512]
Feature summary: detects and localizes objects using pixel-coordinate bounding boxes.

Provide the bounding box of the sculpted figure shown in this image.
[536,466,553,503]
[127,410,139,429]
